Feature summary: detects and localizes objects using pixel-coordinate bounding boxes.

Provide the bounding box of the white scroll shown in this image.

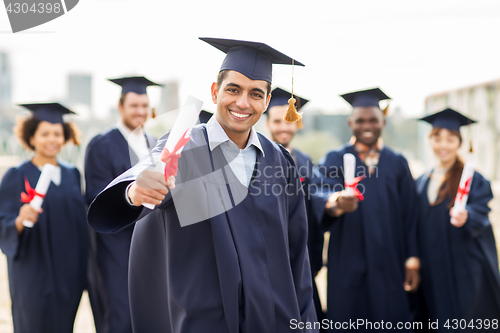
[23,163,57,228]
[343,153,356,196]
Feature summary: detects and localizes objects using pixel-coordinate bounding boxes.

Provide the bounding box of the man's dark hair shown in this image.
[217,70,271,96]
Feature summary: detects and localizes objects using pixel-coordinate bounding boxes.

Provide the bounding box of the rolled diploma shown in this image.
[343,153,356,196]
[142,96,202,209]
[452,162,474,212]
[23,163,57,228]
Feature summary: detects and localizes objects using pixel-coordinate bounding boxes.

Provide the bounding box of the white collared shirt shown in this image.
[116,120,150,161]
[206,116,264,187]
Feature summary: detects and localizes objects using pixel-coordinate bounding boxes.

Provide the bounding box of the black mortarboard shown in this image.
[199,110,214,124]
[19,103,75,124]
[199,37,304,84]
[340,87,391,108]
[419,108,476,131]
[108,76,162,95]
[265,87,309,116]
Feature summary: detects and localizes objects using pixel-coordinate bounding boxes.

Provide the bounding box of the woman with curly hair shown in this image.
[415,108,500,332]
[0,103,89,332]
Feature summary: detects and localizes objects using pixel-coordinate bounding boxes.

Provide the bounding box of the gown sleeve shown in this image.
[0,167,24,258]
[397,155,419,258]
[87,134,171,234]
[463,171,494,238]
[280,147,317,324]
[312,152,344,231]
[84,136,116,205]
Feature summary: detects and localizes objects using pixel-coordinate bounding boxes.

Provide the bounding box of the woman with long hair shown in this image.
[416,108,500,331]
[0,103,89,332]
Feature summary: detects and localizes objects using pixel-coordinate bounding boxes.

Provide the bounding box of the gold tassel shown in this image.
[382,104,389,116]
[284,97,302,123]
[283,58,302,123]
[151,107,156,119]
[296,118,304,129]
[469,139,473,153]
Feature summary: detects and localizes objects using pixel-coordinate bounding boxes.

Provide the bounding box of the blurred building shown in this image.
[0,52,12,107]
[67,74,92,107]
[422,79,500,180]
[158,81,179,114]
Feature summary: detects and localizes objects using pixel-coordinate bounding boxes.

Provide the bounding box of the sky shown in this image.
[1,0,500,119]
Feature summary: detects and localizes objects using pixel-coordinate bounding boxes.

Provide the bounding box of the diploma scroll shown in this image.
[23,163,57,228]
[452,162,474,212]
[343,153,356,196]
[142,96,203,210]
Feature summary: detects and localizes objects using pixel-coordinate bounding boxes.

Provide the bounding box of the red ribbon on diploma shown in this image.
[20,176,45,203]
[456,177,472,202]
[160,129,192,182]
[345,175,366,201]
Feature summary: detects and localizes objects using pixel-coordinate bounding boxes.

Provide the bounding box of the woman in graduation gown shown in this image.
[416,108,500,332]
[0,103,89,332]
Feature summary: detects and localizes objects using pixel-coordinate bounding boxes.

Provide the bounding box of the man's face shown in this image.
[119,92,150,131]
[266,105,297,148]
[211,70,270,136]
[348,106,385,146]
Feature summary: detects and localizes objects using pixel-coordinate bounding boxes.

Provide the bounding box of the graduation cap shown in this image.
[108,76,163,95]
[266,87,309,112]
[19,103,75,124]
[200,37,304,84]
[199,110,214,124]
[419,108,476,132]
[340,88,391,114]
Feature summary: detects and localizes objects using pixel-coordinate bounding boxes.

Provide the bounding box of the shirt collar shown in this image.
[206,116,265,156]
[349,136,384,152]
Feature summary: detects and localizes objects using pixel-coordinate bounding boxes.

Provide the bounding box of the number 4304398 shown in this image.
[444,319,498,330]
[6,3,62,14]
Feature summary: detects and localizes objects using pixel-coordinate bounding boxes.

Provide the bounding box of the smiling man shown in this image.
[84,76,160,333]
[314,88,420,332]
[87,38,317,333]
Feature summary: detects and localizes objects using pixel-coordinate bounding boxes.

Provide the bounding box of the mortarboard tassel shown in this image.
[151,107,156,119]
[284,59,302,123]
[468,118,473,152]
[382,104,389,117]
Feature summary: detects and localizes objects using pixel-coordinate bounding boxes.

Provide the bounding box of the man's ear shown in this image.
[211,82,218,104]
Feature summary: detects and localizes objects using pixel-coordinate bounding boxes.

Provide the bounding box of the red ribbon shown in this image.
[345,175,366,201]
[20,176,45,203]
[160,129,192,182]
[456,177,472,202]
[300,177,305,183]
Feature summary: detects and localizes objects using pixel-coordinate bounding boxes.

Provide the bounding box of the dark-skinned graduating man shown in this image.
[84,76,160,333]
[313,88,420,332]
[265,87,325,329]
[87,38,318,333]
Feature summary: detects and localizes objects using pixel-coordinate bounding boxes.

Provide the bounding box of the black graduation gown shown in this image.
[87,125,318,333]
[415,171,500,332]
[313,143,418,331]
[0,160,89,333]
[292,149,325,325]
[84,127,156,333]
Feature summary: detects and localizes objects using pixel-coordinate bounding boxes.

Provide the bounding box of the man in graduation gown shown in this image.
[87,38,317,333]
[313,88,420,331]
[84,76,160,333]
[265,87,325,328]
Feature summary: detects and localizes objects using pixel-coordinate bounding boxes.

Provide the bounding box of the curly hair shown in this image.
[14,116,81,151]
